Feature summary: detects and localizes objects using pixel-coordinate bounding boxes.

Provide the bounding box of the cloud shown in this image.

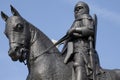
[66,0,120,25]
[91,5,120,25]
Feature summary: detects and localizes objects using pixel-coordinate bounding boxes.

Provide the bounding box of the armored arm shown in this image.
[67,15,94,37]
[67,25,94,38]
[68,26,94,37]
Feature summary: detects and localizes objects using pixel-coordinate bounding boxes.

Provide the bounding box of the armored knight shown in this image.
[62,1,103,80]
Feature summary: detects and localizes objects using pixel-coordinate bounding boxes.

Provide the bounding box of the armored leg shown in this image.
[73,53,88,80]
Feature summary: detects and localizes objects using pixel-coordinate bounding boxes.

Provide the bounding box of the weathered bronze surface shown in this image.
[1,1,120,80]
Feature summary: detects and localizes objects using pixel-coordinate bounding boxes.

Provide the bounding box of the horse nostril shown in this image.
[8,49,14,57]
[15,46,19,51]
[8,50,11,55]
[8,46,18,56]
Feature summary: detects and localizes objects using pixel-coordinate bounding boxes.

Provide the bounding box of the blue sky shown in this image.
[0,0,120,80]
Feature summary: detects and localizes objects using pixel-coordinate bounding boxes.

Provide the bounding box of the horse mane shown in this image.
[1,5,60,55]
[24,19,60,54]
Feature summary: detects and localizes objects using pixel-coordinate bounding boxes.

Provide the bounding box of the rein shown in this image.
[31,34,69,61]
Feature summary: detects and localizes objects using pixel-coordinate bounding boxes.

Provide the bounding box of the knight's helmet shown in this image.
[74,1,89,15]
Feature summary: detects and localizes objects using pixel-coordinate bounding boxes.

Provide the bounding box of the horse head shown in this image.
[1,5,74,80]
[1,5,31,62]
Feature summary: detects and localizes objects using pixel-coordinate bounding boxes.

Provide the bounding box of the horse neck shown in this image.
[29,25,60,57]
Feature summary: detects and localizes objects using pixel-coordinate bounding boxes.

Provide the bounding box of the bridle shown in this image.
[31,34,69,61]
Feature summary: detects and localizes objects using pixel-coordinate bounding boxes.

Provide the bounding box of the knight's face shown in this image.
[74,2,89,18]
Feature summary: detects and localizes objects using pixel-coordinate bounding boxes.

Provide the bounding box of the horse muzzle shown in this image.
[8,46,22,61]
[8,41,29,62]
[8,42,24,60]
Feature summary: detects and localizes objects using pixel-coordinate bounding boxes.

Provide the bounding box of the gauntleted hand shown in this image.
[67,28,75,35]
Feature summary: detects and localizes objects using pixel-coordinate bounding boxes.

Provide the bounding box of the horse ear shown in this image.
[1,11,9,22]
[10,5,21,16]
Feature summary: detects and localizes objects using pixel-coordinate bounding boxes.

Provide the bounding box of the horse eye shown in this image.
[14,24,24,32]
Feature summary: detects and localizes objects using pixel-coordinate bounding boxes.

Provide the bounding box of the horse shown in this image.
[1,5,72,80]
[1,5,120,80]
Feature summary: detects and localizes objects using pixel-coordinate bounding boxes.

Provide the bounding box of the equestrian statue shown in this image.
[1,1,120,80]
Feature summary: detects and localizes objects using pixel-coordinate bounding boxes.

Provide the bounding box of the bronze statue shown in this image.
[1,5,73,80]
[61,1,100,80]
[1,2,120,80]
[55,1,120,80]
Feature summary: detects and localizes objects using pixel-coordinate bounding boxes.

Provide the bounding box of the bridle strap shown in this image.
[32,34,69,61]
